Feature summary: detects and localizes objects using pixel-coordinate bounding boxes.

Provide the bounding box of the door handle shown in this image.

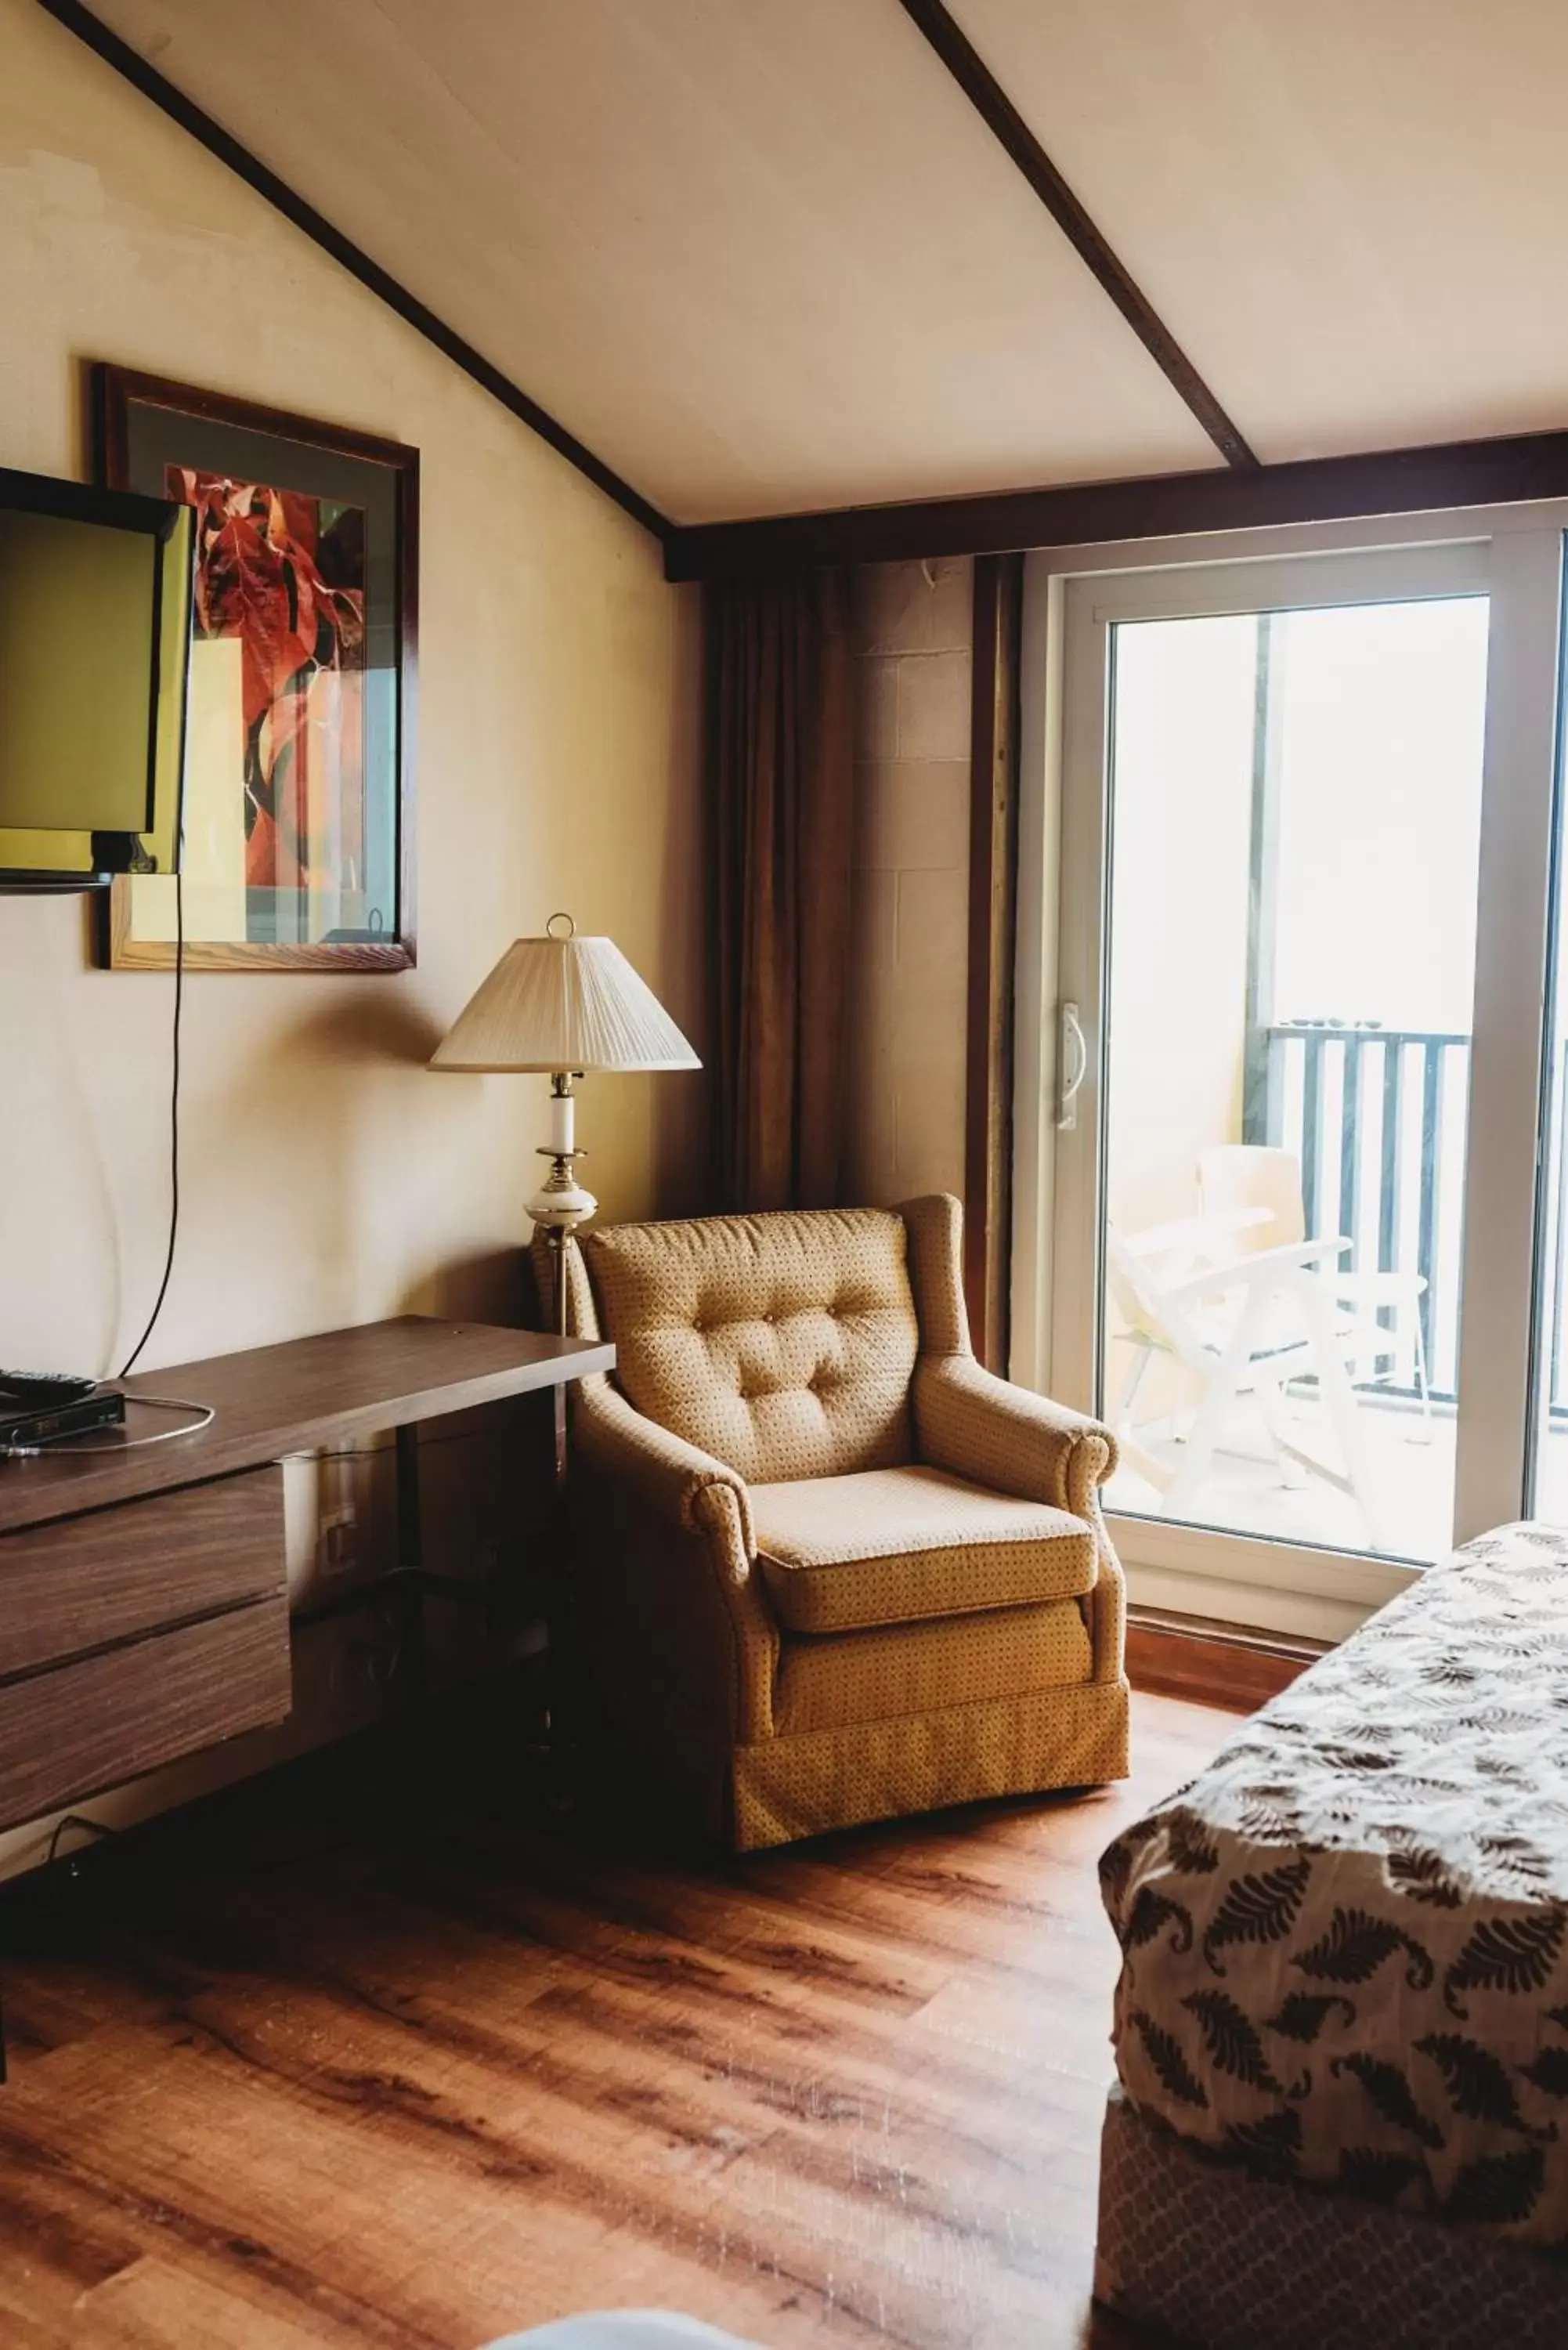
[1057,1000,1088,1131]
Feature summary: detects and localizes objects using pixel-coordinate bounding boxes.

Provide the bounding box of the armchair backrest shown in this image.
[576,1197,969,1486]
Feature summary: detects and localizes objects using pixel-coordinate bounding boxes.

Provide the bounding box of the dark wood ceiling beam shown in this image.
[663,426,1568,579]
[898,0,1258,471]
[37,0,672,544]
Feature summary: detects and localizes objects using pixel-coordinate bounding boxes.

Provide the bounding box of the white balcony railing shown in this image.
[1263,1022,1472,1404]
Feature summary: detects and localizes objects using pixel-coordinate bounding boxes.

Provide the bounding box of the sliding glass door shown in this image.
[1017,523,1565,1636]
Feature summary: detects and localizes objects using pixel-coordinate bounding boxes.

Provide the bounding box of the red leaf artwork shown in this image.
[168,467,367,894]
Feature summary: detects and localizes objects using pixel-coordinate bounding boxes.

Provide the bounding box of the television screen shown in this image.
[0,468,193,891]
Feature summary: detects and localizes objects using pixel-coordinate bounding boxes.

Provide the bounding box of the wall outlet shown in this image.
[319,1506,359,1575]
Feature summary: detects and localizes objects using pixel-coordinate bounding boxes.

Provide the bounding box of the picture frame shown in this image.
[93,365,417,971]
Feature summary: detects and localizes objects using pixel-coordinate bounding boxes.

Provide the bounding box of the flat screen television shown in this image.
[0,465,193,894]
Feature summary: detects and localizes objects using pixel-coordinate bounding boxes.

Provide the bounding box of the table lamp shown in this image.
[430,913,700,1332]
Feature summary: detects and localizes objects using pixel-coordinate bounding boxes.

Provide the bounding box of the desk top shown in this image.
[0,1317,614,1537]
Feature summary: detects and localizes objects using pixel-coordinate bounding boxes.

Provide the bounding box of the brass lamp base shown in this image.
[526,1072,596,1339]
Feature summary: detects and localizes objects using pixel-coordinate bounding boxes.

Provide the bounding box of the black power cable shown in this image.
[118,865,183,1379]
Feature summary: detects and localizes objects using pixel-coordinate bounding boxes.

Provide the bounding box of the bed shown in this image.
[1096,1521,1568,2348]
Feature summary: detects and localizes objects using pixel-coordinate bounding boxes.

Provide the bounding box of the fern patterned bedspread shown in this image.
[1100,1523,1568,2246]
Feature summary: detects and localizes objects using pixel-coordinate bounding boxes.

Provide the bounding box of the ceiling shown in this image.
[76,0,1568,527]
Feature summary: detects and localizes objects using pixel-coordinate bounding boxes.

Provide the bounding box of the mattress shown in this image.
[1100,1523,1568,2247]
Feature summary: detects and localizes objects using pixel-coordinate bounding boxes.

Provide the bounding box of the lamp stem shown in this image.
[550,1227,570,1342]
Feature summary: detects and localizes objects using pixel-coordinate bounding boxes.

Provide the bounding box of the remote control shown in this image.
[0,1371,100,1407]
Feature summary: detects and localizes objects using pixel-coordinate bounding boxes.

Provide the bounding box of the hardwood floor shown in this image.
[0,1687,1230,2350]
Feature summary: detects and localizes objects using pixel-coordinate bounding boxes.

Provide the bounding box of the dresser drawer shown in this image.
[0,1595,291,1831]
[0,1468,284,1683]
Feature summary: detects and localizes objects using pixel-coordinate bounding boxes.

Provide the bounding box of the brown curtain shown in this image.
[706,568,854,1212]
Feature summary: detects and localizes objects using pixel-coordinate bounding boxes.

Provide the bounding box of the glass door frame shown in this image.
[1012,505,1566,1641]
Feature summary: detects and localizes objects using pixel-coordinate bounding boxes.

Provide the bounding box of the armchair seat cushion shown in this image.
[751,1465,1097,1634]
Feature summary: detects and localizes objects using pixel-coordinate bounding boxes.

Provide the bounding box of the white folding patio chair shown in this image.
[1198,1144,1433,1438]
[1105,1209,1399,1551]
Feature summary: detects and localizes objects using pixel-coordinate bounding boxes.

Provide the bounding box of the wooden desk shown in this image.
[0,1318,612,1836]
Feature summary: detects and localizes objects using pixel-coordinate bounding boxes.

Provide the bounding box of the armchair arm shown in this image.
[913,1356,1125,1684]
[571,1376,779,1752]
[574,1376,756,1567]
[913,1353,1118,1517]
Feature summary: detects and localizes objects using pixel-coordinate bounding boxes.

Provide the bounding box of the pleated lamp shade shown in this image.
[430,921,700,1075]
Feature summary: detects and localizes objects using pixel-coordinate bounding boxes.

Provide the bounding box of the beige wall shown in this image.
[0,1,704,1871]
[845,559,973,1207]
[0,0,706,1371]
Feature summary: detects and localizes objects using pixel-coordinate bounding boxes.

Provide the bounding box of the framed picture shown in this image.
[93,366,417,971]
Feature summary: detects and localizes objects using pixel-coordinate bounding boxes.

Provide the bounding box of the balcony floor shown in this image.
[1103,1387,1504,1564]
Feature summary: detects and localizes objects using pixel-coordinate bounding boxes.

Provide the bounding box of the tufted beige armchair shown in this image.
[548,1193,1129,1849]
